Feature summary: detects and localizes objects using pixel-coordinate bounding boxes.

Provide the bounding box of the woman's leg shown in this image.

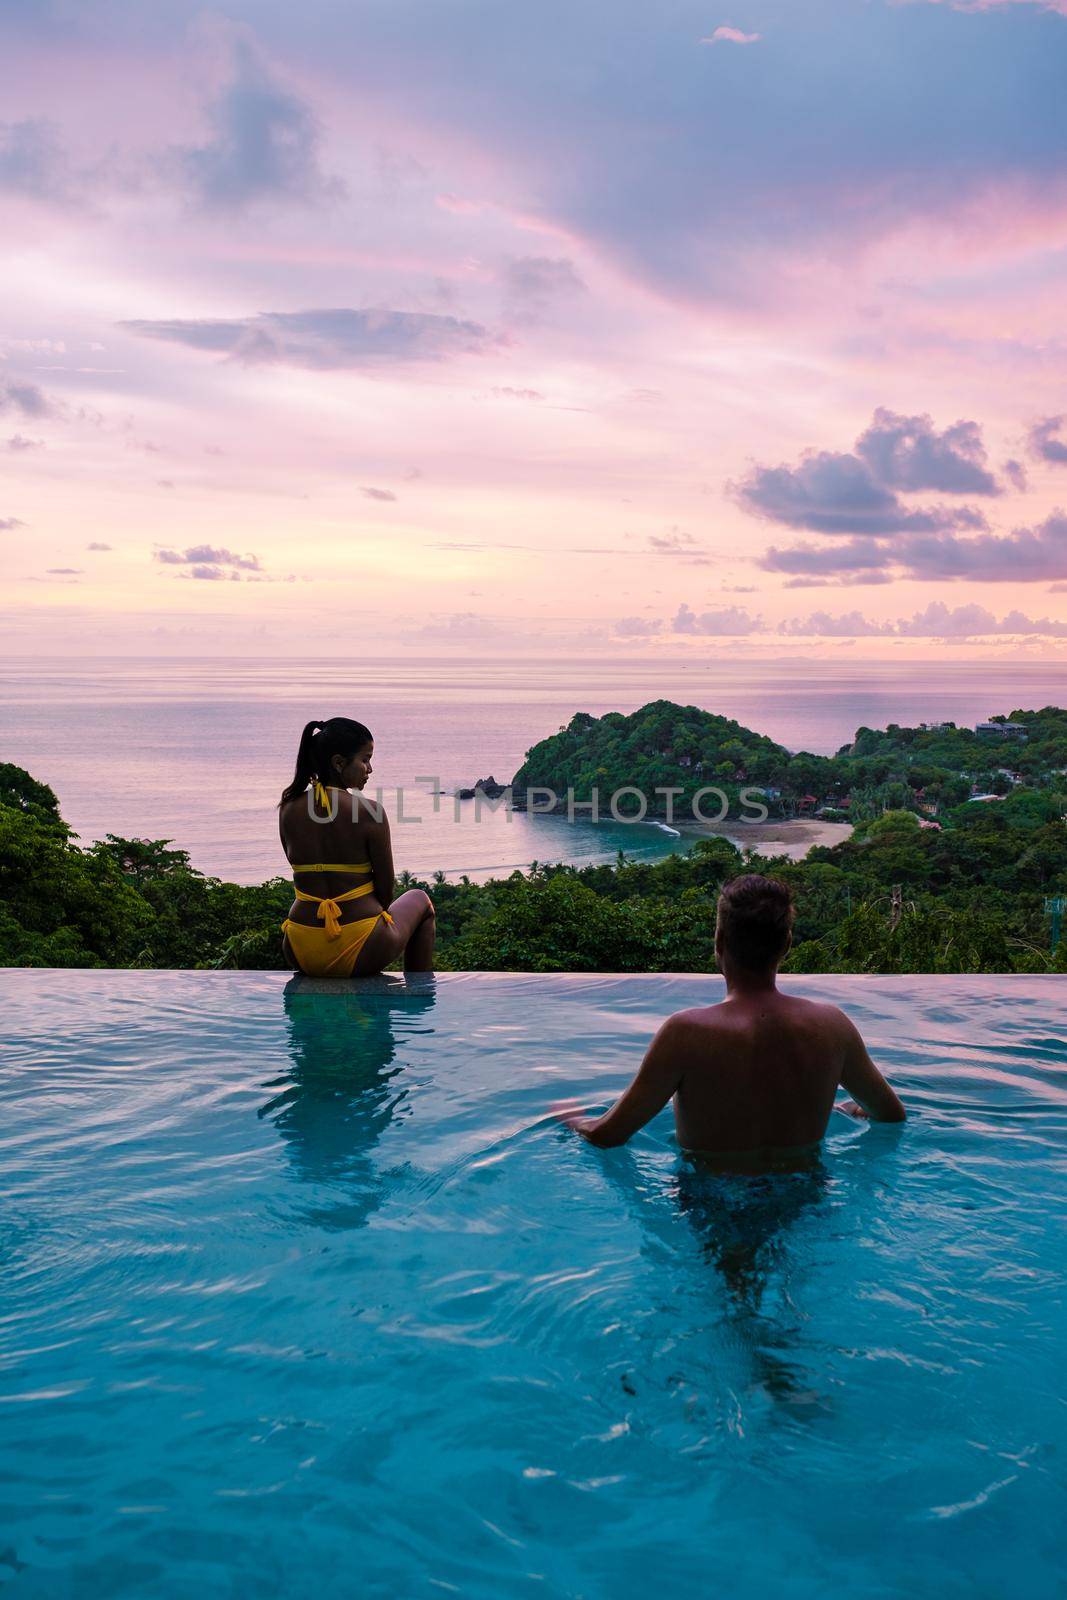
[399,890,436,972]
[354,889,436,975]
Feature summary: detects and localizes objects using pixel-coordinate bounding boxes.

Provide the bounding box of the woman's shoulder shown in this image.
[352,792,390,830]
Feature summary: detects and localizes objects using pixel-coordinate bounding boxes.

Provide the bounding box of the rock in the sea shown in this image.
[456,776,509,800]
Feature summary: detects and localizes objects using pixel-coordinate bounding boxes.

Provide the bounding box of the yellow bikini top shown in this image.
[290,862,372,875]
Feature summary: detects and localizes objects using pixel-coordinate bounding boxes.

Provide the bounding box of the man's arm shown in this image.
[837,1013,906,1122]
[562,1017,687,1147]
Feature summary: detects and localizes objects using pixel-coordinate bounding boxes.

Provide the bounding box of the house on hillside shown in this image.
[976,721,1027,740]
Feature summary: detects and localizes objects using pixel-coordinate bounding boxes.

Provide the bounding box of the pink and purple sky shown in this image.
[3,0,1067,657]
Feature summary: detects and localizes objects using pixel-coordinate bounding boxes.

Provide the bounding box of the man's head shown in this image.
[715,873,794,977]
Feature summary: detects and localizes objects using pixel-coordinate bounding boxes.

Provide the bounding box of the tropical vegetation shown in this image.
[3,699,1065,974]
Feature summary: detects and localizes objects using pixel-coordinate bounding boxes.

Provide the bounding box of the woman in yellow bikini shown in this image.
[278,717,436,977]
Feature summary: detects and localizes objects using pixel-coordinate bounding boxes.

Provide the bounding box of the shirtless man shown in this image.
[562,873,905,1154]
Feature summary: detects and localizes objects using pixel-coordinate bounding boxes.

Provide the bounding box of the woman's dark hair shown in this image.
[716,873,794,970]
[279,717,373,806]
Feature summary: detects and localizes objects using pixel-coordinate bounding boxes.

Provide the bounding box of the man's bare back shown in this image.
[562,875,905,1156]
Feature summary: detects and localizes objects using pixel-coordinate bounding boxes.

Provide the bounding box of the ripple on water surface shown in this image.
[0,970,1065,1599]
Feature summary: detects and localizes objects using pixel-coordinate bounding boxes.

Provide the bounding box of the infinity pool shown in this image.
[1,972,1064,1598]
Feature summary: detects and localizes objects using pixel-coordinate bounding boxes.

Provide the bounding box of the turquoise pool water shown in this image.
[1,971,1064,1598]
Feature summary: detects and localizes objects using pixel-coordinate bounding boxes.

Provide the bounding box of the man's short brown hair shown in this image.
[716,873,795,970]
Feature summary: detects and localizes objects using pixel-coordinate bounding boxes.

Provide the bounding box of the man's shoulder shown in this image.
[785,994,857,1037]
[663,1003,730,1036]
[786,992,841,1015]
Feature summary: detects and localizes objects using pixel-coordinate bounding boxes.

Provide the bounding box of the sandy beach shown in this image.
[676,817,854,862]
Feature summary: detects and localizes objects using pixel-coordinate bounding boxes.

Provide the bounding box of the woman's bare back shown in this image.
[279,792,390,927]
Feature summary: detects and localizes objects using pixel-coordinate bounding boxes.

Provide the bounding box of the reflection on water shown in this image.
[675,1153,829,1309]
[259,976,436,1225]
[674,1155,831,1411]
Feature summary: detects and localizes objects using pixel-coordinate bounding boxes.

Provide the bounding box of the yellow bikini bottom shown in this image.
[281,880,394,978]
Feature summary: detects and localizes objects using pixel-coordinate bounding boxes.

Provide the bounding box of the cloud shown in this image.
[121,308,497,369]
[736,408,1000,537]
[615,605,764,636]
[503,256,586,300]
[762,536,889,577]
[782,572,894,588]
[1029,415,1067,464]
[501,256,587,320]
[0,117,74,202]
[0,381,56,418]
[127,0,1066,311]
[154,544,262,573]
[174,39,342,210]
[491,386,545,401]
[361,486,397,502]
[46,567,82,575]
[435,192,484,216]
[616,615,663,636]
[736,451,988,536]
[744,407,1062,580]
[895,601,1001,635]
[1,517,27,531]
[6,434,42,452]
[893,510,1067,580]
[87,541,112,551]
[780,609,893,637]
[672,601,763,635]
[854,408,1001,495]
[416,611,504,639]
[649,528,699,552]
[764,510,1067,582]
[699,26,762,43]
[782,601,1067,637]
[1003,458,1028,490]
[909,1,1067,13]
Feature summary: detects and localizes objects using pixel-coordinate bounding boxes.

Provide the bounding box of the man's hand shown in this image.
[550,1019,686,1150]
[837,1098,870,1120]
[551,1100,605,1141]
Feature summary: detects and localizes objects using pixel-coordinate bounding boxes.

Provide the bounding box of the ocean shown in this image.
[3,656,1065,884]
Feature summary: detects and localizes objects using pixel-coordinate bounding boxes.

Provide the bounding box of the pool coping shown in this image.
[2,967,1064,990]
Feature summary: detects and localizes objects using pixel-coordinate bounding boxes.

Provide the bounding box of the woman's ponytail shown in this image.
[279,720,323,805]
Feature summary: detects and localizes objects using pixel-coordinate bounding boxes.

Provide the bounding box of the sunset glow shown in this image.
[4,0,1067,657]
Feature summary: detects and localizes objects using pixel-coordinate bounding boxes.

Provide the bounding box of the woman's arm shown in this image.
[364,811,395,908]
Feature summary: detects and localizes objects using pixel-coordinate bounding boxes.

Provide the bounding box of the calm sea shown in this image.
[3,656,1065,884]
